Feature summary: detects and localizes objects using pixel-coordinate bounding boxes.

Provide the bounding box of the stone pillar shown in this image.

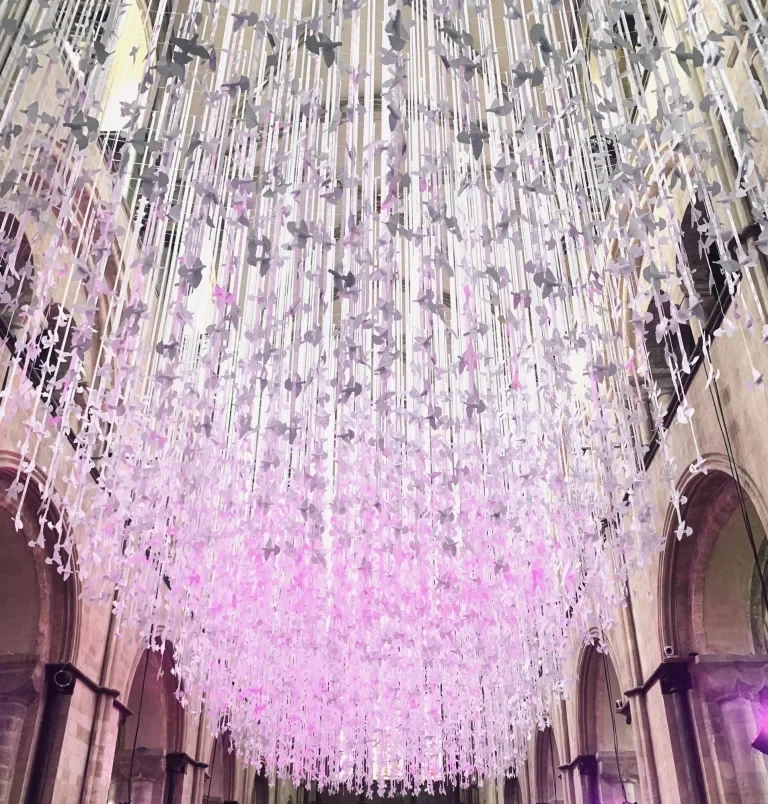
[0,657,44,804]
[692,655,768,803]
[165,753,188,804]
[164,752,209,804]
[114,750,166,804]
[719,694,768,804]
[657,662,707,804]
[0,696,29,803]
[132,776,158,804]
[574,755,598,804]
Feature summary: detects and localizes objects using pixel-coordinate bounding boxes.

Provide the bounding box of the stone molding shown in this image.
[690,653,768,702]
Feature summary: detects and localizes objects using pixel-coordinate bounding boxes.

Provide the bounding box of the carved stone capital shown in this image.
[165,752,189,774]
[0,654,45,702]
[575,754,598,777]
[691,655,768,702]
[659,662,692,696]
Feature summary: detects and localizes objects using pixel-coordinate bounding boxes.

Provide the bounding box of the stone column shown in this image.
[0,656,43,804]
[165,753,188,804]
[114,750,167,804]
[574,755,598,804]
[692,654,768,803]
[165,751,209,804]
[719,694,768,804]
[0,696,29,803]
[657,662,707,804]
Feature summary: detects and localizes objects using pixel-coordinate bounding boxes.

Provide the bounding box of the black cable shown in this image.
[708,375,768,616]
[601,650,629,804]
[127,649,151,804]
[205,736,218,804]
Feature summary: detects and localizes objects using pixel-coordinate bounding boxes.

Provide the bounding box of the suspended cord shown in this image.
[708,374,768,617]
[127,648,151,804]
[601,650,630,804]
[205,736,218,804]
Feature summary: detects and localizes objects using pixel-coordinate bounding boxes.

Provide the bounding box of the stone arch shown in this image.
[107,641,186,804]
[659,457,768,803]
[0,463,79,804]
[576,641,641,804]
[533,725,562,804]
[659,458,768,656]
[205,732,237,803]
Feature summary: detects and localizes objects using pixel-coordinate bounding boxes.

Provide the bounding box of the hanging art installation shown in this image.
[0,0,766,791]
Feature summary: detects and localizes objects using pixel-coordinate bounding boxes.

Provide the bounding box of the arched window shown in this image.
[613,12,640,101]
[31,303,74,411]
[643,298,696,415]
[680,200,728,326]
[0,213,33,335]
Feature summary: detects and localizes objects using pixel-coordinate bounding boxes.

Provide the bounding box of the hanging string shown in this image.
[126,649,151,804]
[601,650,629,804]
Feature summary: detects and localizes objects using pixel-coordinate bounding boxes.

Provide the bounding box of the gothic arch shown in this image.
[533,725,562,804]
[575,641,641,804]
[659,456,768,656]
[107,641,186,804]
[0,462,79,803]
[205,732,237,804]
[659,456,768,803]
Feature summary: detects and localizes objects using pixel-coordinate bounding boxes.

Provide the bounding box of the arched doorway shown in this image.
[578,645,640,803]
[534,726,563,804]
[661,467,768,803]
[0,471,77,804]
[108,644,184,804]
